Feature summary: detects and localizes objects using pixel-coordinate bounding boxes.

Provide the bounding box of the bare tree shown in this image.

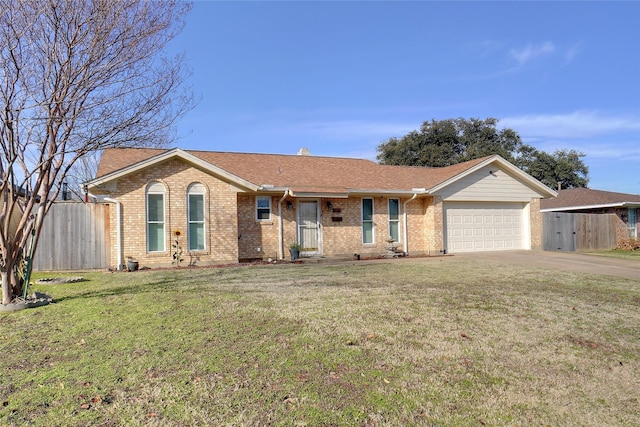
[61,152,102,200]
[0,0,193,304]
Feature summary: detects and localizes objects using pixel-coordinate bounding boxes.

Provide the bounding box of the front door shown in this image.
[297,201,321,255]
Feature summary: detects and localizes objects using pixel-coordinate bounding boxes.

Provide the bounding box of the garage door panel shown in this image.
[445,202,525,253]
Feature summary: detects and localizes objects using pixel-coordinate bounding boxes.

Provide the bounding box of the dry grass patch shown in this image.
[1,256,639,426]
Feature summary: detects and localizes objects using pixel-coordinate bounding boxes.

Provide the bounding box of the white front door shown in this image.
[297,201,321,255]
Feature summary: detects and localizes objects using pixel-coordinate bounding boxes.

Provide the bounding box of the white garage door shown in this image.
[445,202,525,253]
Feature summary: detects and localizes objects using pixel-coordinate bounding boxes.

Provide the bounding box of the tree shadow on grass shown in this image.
[49,264,305,305]
[52,275,190,304]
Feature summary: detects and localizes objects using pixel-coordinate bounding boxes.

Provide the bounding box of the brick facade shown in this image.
[107,159,240,268]
[237,195,436,260]
[529,198,543,250]
[99,154,549,268]
[105,160,444,267]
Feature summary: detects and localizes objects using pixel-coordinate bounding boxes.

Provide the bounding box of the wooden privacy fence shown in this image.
[543,212,617,252]
[32,202,110,271]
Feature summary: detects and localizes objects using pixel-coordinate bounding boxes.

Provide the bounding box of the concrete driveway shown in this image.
[455,250,640,281]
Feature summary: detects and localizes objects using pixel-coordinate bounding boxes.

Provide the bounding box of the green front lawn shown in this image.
[1,257,639,426]
[586,249,640,260]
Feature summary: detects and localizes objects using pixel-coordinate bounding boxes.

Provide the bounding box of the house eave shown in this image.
[287,188,429,198]
[541,202,640,212]
[347,189,429,197]
[289,191,350,199]
[86,148,261,193]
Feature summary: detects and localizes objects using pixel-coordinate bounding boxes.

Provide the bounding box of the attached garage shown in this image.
[431,161,548,254]
[444,202,527,253]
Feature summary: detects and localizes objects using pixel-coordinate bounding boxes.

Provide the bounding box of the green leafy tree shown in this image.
[523,149,589,190]
[377,117,589,189]
[377,118,528,167]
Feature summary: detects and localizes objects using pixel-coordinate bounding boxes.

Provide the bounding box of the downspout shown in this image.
[403,193,418,255]
[277,190,289,260]
[103,197,123,270]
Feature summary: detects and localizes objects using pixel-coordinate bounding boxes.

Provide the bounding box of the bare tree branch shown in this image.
[0,0,193,304]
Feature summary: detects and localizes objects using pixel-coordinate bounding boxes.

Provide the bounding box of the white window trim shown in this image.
[188,183,206,252]
[146,182,166,253]
[629,208,638,239]
[388,198,401,243]
[256,196,272,221]
[362,198,375,245]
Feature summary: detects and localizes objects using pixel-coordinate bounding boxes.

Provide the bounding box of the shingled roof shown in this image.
[541,188,640,211]
[93,147,495,195]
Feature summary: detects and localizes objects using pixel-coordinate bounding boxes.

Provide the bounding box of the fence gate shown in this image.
[543,212,617,252]
[32,202,109,271]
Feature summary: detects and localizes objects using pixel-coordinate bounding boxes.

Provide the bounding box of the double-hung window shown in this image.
[188,183,206,251]
[388,198,400,242]
[146,182,166,252]
[362,198,374,244]
[629,208,638,239]
[256,196,271,221]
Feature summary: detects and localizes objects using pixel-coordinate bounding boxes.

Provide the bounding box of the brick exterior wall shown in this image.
[314,196,433,258]
[238,195,442,260]
[237,195,288,261]
[107,159,240,269]
[529,198,543,250]
[106,159,549,267]
[109,164,446,266]
[405,197,428,255]
[423,196,445,254]
[236,195,435,260]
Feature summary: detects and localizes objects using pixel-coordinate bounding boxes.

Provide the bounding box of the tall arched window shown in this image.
[188,183,206,251]
[146,182,166,252]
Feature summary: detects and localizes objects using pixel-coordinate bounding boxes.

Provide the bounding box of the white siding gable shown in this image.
[436,164,541,202]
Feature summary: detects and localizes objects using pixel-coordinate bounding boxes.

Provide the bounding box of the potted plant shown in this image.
[289,242,301,261]
[126,256,139,272]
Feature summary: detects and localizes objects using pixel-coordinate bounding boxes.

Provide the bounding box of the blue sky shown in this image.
[168,1,640,194]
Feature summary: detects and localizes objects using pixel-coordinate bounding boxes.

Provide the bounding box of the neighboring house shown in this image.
[541,188,640,244]
[86,148,556,269]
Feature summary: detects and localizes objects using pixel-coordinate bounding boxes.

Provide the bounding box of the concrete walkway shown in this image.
[455,250,640,281]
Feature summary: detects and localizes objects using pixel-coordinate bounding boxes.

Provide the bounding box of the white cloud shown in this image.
[563,42,582,65]
[509,41,555,66]
[583,144,640,160]
[501,111,640,164]
[501,111,640,139]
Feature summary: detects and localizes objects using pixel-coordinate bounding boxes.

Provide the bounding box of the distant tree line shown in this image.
[376,117,589,190]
